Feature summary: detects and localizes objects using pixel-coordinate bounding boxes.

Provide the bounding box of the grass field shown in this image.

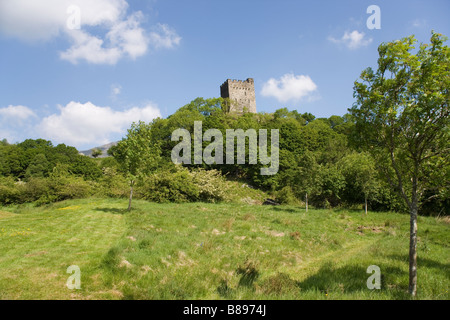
[0,198,448,300]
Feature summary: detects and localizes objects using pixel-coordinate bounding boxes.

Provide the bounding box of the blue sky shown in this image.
[0,0,449,150]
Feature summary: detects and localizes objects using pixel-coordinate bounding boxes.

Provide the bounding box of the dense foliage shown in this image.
[350,31,449,296]
[0,34,447,217]
[0,96,446,214]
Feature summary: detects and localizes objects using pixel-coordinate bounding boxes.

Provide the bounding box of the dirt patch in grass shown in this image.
[101,289,124,299]
[258,226,285,237]
[356,225,384,235]
[0,211,16,219]
[241,197,262,205]
[242,213,256,221]
[141,265,153,275]
[290,231,301,240]
[438,216,450,224]
[175,251,196,267]
[222,218,235,231]
[282,251,303,266]
[25,251,48,257]
[265,230,285,237]
[212,228,225,235]
[119,259,132,268]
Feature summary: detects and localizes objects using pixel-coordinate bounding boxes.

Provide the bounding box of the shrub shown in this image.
[0,177,19,205]
[18,178,50,203]
[0,166,95,205]
[137,167,199,203]
[189,168,230,202]
[276,186,299,205]
[137,166,230,203]
[51,176,93,201]
[99,167,128,198]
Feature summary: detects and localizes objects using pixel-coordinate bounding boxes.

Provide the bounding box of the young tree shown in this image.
[111,121,161,211]
[350,32,449,296]
[296,150,321,212]
[91,148,103,158]
[339,152,379,215]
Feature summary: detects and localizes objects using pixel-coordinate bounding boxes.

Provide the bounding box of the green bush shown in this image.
[189,168,230,202]
[137,167,200,203]
[0,177,20,205]
[275,186,299,205]
[137,166,230,203]
[98,167,128,198]
[51,176,93,201]
[18,178,50,203]
[0,168,95,206]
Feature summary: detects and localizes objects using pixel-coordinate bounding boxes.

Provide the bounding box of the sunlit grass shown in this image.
[0,198,448,300]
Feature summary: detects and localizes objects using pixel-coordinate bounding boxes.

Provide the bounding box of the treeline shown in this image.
[0,139,114,205]
[110,97,444,215]
[0,139,102,180]
[0,134,233,205]
[0,98,447,215]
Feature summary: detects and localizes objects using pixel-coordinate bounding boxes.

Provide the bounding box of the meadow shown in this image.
[0,198,448,300]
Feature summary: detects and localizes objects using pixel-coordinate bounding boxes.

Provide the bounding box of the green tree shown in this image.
[25,153,50,178]
[350,32,450,296]
[339,152,379,214]
[296,150,321,212]
[315,164,345,208]
[301,112,315,124]
[0,144,25,177]
[112,121,161,211]
[91,148,102,158]
[70,155,103,180]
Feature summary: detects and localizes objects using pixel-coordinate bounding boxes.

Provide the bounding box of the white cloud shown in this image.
[37,101,161,148]
[0,0,181,64]
[0,0,127,41]
[111,84,122,98]
[107,12,149,58]
[328,30,372,50]
[0,105,36,120]
[149,24,182,49]
[261,74,318,103]
[0,105,37,143]
[59,30,122,65]
[412,19,427,28]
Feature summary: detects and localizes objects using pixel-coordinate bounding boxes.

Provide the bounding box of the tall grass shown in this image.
[0,198,448,300]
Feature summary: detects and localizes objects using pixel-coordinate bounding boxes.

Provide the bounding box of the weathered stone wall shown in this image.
[220,78,257,113]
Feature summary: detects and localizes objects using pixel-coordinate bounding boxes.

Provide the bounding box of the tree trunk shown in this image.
[365,196,368,215]
[408,199,418,296]
[128,180,134,211]
[305,193,308,213]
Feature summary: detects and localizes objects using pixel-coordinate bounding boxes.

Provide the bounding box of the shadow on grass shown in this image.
[94,207,127,215]
[386,254,450,279]
[297,262,408,297]
[333,208,366,214]
[217,260,260,298]
[272,207,302,214]
[236,261,260,288]
[217,280,233,298]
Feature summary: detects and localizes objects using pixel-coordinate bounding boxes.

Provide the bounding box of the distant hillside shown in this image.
[79,142,118,158]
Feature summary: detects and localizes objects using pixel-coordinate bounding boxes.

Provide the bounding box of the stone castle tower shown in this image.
[220,78,257,113]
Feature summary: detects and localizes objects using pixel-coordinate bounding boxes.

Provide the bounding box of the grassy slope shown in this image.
[0,198,448,300]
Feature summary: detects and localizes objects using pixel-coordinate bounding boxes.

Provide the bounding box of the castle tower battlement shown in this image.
[220,78,257,114]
